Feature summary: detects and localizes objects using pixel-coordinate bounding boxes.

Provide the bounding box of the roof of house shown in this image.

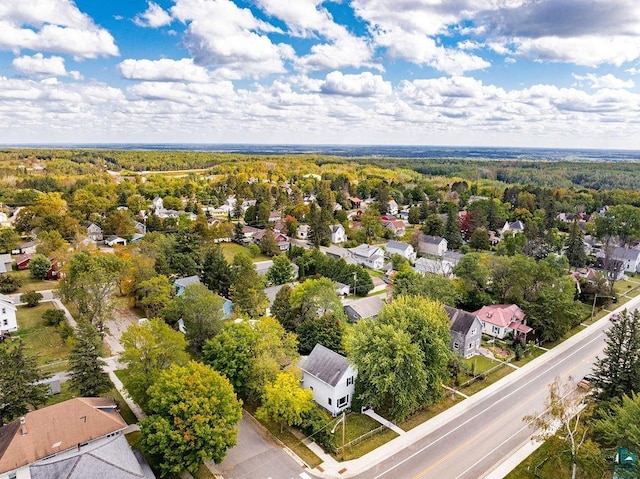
[301,344,352,387]
[14,253,32,265]
[173,275,201,288]
[325,245,350,258]
[386,240,412,252]
[613,246,640,262]
[344,295,385,320]
[105,235,125,242]
[0,398,127,474]
[330,224,344,233]
[445,306,481,335]
[29,434,145,479]
[351,244,383,258]
[264,283,296,305]
[473,304,526,328]
[334,281,349,291]
[419,234,446,245]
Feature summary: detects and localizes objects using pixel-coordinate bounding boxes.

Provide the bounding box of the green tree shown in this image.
[68,320,111,396]
[565,219,587,267]
[256,371,314,433]
[359,205,383,242]
[20,291,43,307]
[0,227,20,253]
[423,214,445,237]
[140,361,242,476]
[271,284,295,331]
[229,253,268,317]
[28,254,51,280]
[296,313,345,355]
[0,342,48,424]
[408,206,421,225]
[43,308,65,326]
[266,255,295,286]
[119,318,189,409]
[594,392,640,453]
[165,283,224,355]
[591,309,640,401]
[469,228,490,251]
[443,203,462,249]
[452,253,491,310]
[259,229,280,257]
[392,270,460,306]
[290,277,345,324]
[202,245,234,297]
[0,274,22,293]
[348,321,428,421]
[36,230,67,256]
[136,275,173,318]
[203,317,298,401]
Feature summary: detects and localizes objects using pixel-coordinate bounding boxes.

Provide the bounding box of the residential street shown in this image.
[329,300,640,479]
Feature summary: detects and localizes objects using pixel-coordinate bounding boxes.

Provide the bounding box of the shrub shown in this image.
[28,254,51,280]
[299,407,336,452]
[21,291,43,307]
[57,320,74,341]
[0,274,22,293]
[43,309,65,326]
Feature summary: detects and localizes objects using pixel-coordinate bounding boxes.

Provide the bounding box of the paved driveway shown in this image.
[209,413,311,479]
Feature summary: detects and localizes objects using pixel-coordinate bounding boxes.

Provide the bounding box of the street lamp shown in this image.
[352,271,357,297]
[591,294,617,321]
[331,411,346,461]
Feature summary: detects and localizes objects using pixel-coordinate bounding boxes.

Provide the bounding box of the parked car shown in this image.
[610,313,619,322]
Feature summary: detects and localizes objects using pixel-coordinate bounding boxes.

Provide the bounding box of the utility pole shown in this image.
[331,411,346,460]
[591,294,617,321]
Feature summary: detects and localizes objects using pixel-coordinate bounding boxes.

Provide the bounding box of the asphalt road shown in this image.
[351,307,630,479]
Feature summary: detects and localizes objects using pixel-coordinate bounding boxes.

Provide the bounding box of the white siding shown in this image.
[302,366,357,416]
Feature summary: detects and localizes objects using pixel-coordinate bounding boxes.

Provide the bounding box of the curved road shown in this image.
[347,302,637,479]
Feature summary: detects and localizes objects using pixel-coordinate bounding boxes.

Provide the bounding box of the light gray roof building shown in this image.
[344,295,385,321]
[301,344,350,387]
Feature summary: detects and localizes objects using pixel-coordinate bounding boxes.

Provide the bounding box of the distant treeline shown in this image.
[2,148,640,191]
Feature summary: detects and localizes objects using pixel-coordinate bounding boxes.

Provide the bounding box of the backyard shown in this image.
[220,242,271,262]
[5,269,58,293]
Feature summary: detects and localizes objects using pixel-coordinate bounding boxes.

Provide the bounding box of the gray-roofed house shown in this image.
[417,234,448,257]
[173,275,201,296]
[0,254,13,274]
[385,240,416,262]
[264,282,296,316]
[0,397,153,479]
[343,295,385,322]
[0,294,17,335]
[330,224,346,244]
[84,222,103,242]
[501,220,525,237]
[301,344,357,416]
[349,244,385,270]
[414,257,455,277]
[104,235,127,247]
[254,260,300,279]
[597,246,640,275]
[444,306,482,358]
[335,282,350,296]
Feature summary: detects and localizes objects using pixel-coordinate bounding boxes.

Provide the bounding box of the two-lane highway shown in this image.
[351,303,636,479]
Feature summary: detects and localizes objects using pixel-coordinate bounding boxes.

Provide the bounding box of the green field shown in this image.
[220,242,271,262]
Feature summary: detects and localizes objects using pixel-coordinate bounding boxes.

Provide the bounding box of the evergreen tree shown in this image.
[69,320,111,396]
[266,255,295,285]
[271,284,295,331]
[0,342,48,424]
[202,245,234,297]
[443,203,463,249]
[229,253,268,317]
[565,219,587,267]
[309,203,330,247]
[233,221,245,243]
[591,309,640,401]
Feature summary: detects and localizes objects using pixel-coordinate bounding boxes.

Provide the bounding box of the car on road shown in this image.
[610,313,620,322]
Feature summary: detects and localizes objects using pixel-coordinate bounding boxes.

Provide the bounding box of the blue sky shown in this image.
[1,0,640,148]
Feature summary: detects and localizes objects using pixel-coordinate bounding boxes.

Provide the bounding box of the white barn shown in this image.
[301,344,357,416]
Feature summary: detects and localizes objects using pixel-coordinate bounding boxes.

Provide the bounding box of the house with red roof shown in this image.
[473,304,532,340]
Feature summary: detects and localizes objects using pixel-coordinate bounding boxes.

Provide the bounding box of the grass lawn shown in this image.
[342,428,397,461]
[6,269,58,293]
[458,363,514,396]
[15,303,70,372]
[344,414,384,443]
[511,346,547,367]
[543,323,588,349]
[398,395,464,431]
[464,355,501,376]
[220,242,270,262]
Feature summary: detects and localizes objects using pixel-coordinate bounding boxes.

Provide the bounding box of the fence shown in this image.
[340,424,388,452]
[459,361,508,389]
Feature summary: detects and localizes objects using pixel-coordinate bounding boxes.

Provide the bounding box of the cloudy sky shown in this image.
[1,0,640,148]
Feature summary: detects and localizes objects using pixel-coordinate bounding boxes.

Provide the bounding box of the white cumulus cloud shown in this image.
[572,73,635,90]
[134,2,172,28]
[12,53,81,78]
[119,58,210,83]
[320,71,392,97]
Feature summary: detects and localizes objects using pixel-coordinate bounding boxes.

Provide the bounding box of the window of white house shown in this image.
[467,342,473,350]
[470,328,477,335]
[1,308,5,314]
[453,341,459,350]
[346,376,354,386]
[328,398,332,406]
[492,325,500,334]
[338,396,348,407]
[2,319,7,326]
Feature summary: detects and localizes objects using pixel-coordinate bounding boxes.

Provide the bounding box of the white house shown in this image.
[597,246,640,274]
[387,199,399,215]
[0,212,9,228]
[0,294,17,335]
[84,222,103,242]
[343,296,385,322]
[104,235,127,247]
[151,196,164,211]
[334,282,351,296]
[385,240,416,262]
[350,244,385,270]
[301,344,357,416]
[501,220,525,237]
[414,257,455,277]
[417,234,448,257]
[297,224,310,240]
[330,224,346,244]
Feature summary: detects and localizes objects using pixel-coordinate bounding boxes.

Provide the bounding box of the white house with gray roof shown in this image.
[597,246,640,275]
[417,235,447,257]
[330,224,346,244]
[385,240,416,262]
[0,294,17,335]
[343,296,385,322]
[349,244,385,270]
[445,306,482,358]
[301,344,357,416]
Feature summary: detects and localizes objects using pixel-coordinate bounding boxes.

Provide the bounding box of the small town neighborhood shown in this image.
[1,151,640,479]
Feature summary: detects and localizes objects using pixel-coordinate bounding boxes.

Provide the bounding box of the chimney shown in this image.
[20,416,27,435]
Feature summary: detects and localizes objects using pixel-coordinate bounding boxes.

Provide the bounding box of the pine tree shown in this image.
[592,309,640,401]
[202,245,234,297]
[69,320,111,396]
[443,203,463,249]
[565,219,587,267]
[0,342,48,424]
